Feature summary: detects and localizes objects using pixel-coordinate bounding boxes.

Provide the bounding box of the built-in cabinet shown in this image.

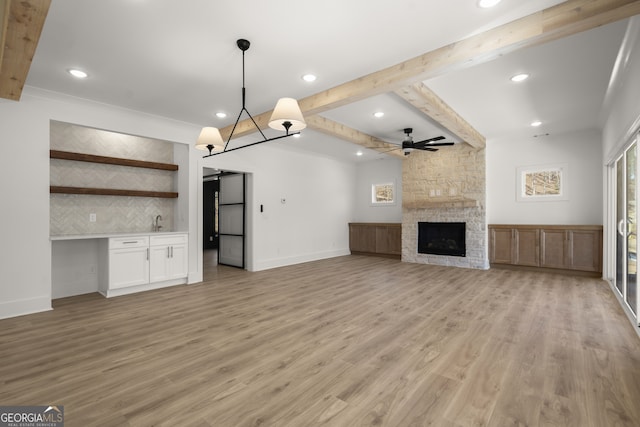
[489,224,602,274]
[349,223,401,258]
[99,233,188,297]
[107,236,150,289]
[149,234,188,283]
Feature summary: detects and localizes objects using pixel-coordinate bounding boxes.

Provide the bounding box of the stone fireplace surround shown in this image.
[403,205,488,269]
[401,143,488,269]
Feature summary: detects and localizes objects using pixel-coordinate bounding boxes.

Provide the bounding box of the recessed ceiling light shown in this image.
[356,151,363,156]
[293,133,301,138]
[68,69,88,78]
[510,73,530,82]
[302,74,317,82]
[215,112,227,118]
[373,111,385,118]
[531,120,542,127]
[478,0,501,8]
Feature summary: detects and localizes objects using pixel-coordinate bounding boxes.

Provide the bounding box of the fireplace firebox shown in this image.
[418,222,466,257]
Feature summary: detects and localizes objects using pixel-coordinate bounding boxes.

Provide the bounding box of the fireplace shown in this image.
[418,222,466,257]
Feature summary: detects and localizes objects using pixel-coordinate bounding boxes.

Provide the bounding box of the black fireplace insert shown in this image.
[418,222,466,257]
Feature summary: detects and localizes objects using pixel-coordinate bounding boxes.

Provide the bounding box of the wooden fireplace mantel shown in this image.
[403,198,479,209]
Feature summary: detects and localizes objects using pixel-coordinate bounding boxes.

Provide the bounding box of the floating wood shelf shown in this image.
[50,150,178,171]
[50,186,178,198]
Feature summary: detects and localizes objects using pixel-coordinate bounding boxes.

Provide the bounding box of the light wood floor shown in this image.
[2,255,640,426]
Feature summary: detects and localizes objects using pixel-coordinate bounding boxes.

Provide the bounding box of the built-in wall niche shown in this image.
[50,121,180,235]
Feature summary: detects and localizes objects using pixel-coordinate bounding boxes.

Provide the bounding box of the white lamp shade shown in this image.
[268,98,306,132]
[195,127,225,152]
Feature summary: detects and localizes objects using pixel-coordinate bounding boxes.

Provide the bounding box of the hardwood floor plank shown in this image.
[1,255,639,426]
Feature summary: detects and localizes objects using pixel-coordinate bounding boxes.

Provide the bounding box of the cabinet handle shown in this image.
[123,241,138,244]
[146,248,149,260]
[167,246,171,258]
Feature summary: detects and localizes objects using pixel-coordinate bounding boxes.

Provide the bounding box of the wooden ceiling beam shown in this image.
[304,115,406,159]
[220,0,640,142]
[0,0,9,71]
[0,0,51,101]
[395,83,486,148]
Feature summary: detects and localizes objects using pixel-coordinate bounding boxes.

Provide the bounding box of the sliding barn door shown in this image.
[218,173,245,268]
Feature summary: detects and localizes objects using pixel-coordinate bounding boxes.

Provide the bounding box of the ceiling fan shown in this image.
[400,128,454,155]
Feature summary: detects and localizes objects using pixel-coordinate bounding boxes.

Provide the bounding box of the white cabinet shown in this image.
[99,233,188,297]
[149,234,188,283]
[107,236,149,289]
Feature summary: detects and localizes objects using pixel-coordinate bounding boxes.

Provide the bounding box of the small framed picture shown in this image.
[516,163,568,202]
[371,182,396,205]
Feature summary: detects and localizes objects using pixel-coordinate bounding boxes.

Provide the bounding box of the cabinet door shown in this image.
[375,226,401,255]
[168,243,188,279]
[349,225,376,253]
[568,230,602,272]
[489,228,514,264]
[514,229,539,266]
[110,247,149,289]
[540,229,568,269]
[149,245,171,283]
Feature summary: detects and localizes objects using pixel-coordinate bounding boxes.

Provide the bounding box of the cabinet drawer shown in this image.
[109,236,149,249]
[150,233,187,247]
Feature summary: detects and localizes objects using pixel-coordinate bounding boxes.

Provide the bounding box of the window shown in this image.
[371,182,395,205]
[516,164,568,202]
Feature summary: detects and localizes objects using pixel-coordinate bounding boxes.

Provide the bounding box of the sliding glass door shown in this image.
[616,156,625,294]
[615,139,638,318]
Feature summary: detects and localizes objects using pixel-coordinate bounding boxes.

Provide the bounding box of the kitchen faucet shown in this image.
[154,215,163,232]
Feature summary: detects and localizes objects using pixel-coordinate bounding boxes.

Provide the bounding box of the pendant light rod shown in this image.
[206,131,301,156]
[225,38,268,146]
[196,38,307,158]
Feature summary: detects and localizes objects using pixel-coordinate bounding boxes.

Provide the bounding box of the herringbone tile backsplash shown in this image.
[50,121,177,235]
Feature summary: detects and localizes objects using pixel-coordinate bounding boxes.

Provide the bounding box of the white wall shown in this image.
[201,144,356,271]
[602,16,640,282]
[353,157,403,223]
[486,128,603,225]
[0,94,53,318]
[0,88,201,319]
[603,16,640,161]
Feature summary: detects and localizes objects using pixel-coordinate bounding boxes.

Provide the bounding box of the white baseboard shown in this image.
[0,296,52,320]
[252,249,351,272]
[99,277,187,298]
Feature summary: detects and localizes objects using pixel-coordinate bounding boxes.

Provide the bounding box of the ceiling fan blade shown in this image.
[413,142,454,149]
[424,142,455,147]
[414,135,446,145]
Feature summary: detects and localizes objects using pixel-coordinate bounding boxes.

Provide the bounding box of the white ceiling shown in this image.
[26,0,629,162]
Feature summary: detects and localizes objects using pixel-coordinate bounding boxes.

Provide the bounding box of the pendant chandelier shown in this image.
[195,39,306,157]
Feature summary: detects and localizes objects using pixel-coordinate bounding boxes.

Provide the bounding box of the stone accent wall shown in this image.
[402,143,488,269]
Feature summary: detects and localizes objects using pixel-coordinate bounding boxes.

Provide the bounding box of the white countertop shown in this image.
[50,231,187,241]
